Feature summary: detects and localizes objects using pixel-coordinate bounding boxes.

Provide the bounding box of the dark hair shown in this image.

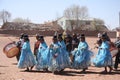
[20,33,25,39]
[58,33,63,40]
[38,35,44,41]
[23,34,29,41]
[80,34,85,38]
[101,34,106,39]
[53,35,57,40]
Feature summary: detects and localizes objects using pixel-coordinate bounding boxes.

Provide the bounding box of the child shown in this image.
[18,34,36,71]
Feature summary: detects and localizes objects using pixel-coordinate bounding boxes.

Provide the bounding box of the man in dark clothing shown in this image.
[114,37,120,70]
[72,33,79,50]
[65,34,72,54]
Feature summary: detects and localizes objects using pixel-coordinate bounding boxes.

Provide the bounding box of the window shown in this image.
[86,21,90,25]
[61,21,63,26]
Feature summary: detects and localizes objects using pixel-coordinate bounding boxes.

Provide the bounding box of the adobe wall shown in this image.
[0,29,116,38]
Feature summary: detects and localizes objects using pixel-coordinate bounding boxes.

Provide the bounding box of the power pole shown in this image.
[119,11,120,28]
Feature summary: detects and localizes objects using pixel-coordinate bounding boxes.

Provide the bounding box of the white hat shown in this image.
[98,33,102,38]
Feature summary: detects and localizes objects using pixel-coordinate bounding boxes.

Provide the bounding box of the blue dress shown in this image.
[93,41,113,67]
[18,41,36,69]
[36,42,48,70]
[48,42,64,72]
[58,40,71,68]
[72,41,92,69]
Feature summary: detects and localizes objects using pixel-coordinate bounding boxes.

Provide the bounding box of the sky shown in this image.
[0,0,120,29]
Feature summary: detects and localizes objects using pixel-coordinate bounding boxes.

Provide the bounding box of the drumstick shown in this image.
[8,38,14,42]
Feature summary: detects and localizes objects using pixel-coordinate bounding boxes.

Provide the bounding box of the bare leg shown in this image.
[30,66,34,70]
[108,66,113,73]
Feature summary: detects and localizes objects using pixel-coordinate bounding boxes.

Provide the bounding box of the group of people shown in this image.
[15,32,120,74]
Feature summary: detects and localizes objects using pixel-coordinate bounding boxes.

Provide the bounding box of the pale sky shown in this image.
[0,0,120,29]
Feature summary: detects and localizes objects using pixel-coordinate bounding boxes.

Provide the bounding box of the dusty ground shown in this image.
[0,35,120,80]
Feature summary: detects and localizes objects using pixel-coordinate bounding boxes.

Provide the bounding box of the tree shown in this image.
[63,4,89,31]
[91,18,106,31]
[0,10,11,24]
[12,17,31,23]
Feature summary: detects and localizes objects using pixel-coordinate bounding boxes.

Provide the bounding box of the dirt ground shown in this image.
[0,35,120,80]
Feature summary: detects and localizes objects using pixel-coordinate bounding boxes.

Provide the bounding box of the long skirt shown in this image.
[18,51,36,69]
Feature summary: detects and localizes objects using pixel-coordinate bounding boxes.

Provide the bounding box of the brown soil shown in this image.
[0,35,120,80]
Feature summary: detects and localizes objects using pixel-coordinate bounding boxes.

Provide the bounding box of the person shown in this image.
[17,34,36,71]
[33,34,40,60]
[16,33,25,61]
[114,37,120,70]
[64,34,72,55]
[103,32,111,42]
[48,36,64,73]
[72,33,79,50]
[71,34,93,72]
[94,33,102,49]
[58,33,70,68]
[62,30,67,41]
[93,34,113,73]
[36,35,48,71]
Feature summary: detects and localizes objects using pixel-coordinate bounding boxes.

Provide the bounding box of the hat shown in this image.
[98,33,102,38]
[38,35,44,40]
[101,34,106,39]
[23,34,29,41]
[80,34,85,38]
[53,35,57,40]
[24,34,28,38]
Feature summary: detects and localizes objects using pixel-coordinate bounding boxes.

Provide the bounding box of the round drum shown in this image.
[3,42,19,58]
[110,47,118,58]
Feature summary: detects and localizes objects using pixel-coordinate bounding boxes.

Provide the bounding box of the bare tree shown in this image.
[12,17,31,23]
[63,4,89,30]
[0,10,11,24]
[91,18,106,31]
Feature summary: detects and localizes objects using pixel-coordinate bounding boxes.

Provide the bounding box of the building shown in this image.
[57,17,108,31]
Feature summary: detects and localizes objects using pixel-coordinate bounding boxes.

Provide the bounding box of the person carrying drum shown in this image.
[18,34,36,71]
[16,33,25,61]
[114,37,120,70]
[71,34,93,72]
[33,34,40,61]
[93,34,113,73]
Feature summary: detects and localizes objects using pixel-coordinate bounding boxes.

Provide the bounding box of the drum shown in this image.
[110,47,118,58]
[3,42,19,58]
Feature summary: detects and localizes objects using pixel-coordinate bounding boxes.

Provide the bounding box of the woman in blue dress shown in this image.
[18,34,36,71]
[93,34,113,73]
[48,36,64,73]
[36,35,48,71]
[58,34,70,68]
[72,34,92,72]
